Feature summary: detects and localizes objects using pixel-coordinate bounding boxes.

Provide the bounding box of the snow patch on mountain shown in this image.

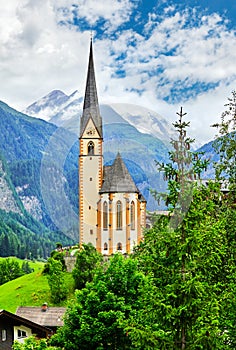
[23,90,82,122]
[109,103,176,143]
[24,90,175,143]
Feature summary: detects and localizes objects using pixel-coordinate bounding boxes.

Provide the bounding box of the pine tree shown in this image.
[133,108,227,349]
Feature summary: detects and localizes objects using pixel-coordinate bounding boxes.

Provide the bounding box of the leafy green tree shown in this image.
[132,109,227,349]
[47,258,67,304]
[13,336,59,349]
[43,249,67,274]
[0,258,23,285]
[212,90,236,198]
[50,250,66,270]
[72,243,103,290]
[212,90,236,348]
[56,242,62,249]
[21,260,34,274]
[51,254,147,350]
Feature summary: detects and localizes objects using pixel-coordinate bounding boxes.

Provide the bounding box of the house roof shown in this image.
[15,306,67,328]
[80,39,103,138]
[100,152,139,193]
[0,309,52,334]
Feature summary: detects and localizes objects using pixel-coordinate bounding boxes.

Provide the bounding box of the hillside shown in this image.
[0,270,50,313]
[0,150,74,259]
[0,152,23,215]
[0,100,78,236]
[0,101,78,258]
[0,260,74,313]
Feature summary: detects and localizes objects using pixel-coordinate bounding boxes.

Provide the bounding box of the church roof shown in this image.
[100,153,139,193]
[80,40,103,138]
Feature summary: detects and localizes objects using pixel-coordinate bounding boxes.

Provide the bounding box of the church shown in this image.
[79,40,146,255]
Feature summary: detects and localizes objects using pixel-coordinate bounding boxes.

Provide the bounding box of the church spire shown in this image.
[80,39,103,138]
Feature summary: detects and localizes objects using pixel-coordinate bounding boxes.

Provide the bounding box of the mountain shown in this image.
[23,90,80,122]
[108,103,176,145]
[23,90,219,211]
[24,90,176,143]
[0,150,73,259]
[0,153,23,215]
[2,96,169,232]
[0,90,218,258]
[0,100,78,249]
[24,90,175,209]
[197,139,219,179]
[0,91,218,259]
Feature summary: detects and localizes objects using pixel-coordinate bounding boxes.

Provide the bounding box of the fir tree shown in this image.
[133,108,226,349]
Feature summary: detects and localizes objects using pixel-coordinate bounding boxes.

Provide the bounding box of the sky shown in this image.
[0,0,236,145]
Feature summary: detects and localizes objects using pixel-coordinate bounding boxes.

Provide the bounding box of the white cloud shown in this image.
[55,0,136,32]
[78,0,134,28]
[0,1,235,145]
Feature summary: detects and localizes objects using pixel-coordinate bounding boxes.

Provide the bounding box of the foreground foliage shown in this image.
[212,89,236,198]
[130,108,227,349]
[72,243,103,290]
[13,336,59,350]
[11,100,236,349]
[133,184,227,349]
[51,254,146,349]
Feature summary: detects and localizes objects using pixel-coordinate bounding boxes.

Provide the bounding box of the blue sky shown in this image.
[0,0,236,144]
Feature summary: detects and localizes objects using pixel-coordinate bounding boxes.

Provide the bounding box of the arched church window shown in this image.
[103,201,108,229]
[117,242,122,251]
[104,242,108,250]
[88,141,94,155]
[116,201,122,230]
[130,201,135,230]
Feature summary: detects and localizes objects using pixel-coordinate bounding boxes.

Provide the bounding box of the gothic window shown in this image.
[130,201,135,230]
[88,141,94,155]
[117,242,122,251]
[116,200,122,230]
[103,201,108,230]
[104,242,108,250]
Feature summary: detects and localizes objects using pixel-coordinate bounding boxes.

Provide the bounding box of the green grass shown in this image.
[0,270,51,313]
[0,259,75,313]
[0,257,45,272]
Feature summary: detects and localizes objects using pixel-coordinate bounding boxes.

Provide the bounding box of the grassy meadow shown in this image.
[0,258,75,313]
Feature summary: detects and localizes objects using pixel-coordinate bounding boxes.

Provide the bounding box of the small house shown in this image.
[16,305,67,333]
[0,309,52,350]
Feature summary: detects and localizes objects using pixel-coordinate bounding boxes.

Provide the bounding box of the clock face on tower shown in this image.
[86,127,96,136]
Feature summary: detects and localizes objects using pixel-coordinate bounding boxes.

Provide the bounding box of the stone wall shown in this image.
[64,256,77,272]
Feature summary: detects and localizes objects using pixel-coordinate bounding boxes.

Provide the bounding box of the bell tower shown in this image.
[79,40,103,246]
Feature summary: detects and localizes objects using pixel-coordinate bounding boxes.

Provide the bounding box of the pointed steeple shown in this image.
[80,39,103,138]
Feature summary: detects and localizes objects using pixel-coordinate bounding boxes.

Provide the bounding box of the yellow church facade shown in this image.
[79,40,146,255]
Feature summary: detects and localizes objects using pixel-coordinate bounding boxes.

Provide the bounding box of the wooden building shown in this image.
[0,309,52,349]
